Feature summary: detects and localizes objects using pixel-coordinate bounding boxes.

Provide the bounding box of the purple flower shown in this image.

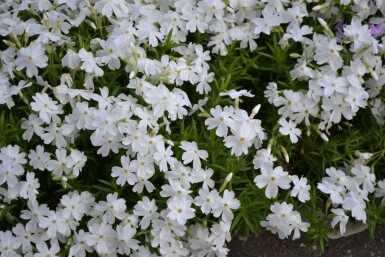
[334,20,346,38]
[370,23,383,37]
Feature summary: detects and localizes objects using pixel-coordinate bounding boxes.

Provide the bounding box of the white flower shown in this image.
[167,196,195,225]
[30,93,63,124]
[180,141,208,169]
[331,208,349,235]
[211,189,240,221]
[34,241,60,257]
[290,175,310,203]
[254,164,291,199]
[133,196,159,229]
[111,155,137,186]
[116,224,140,255]
[205,105,234,137]
[278,118,301,144]
[219,89,254,99]
[97,192,127,224]
[38,210,68,238]
[14,41,48,78]
[62,49,81,69]
[78,48,104,77]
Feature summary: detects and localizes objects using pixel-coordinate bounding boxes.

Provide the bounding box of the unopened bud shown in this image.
[23,27,29,46]
[253,104,261,115]
[290,53,302,58]
[281,145,290,163]
[318,18,334,38]
[280,145,289,163]
[3,40,17,49]
[267,138,274,154]
[164,139,174,146]
[316,129,329,142]
[312,2,330,11]
[225,173,233,182]
[10,32,22,48]
[90,22,96,30]
[363,61,379,81]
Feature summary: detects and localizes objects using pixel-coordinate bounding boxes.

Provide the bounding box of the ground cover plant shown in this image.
[1,0,385,256]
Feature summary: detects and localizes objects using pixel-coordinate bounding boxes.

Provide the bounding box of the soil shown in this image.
[228,225,385,257]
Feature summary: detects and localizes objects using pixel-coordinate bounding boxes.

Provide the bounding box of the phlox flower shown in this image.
[160,179,192,199]
[211,220,232,247]
[19,172,40,200]
[0,159,24,188]
[343,18,373,52]
[211,189,240,221]
[152,210,187,244]
[78,48,104,77]
[197,0,226,22]
[40,122,68,149]
[322,93,354,124]
[194,188,220,214]
[253,3,282,35]
[12,223,39,254]
[85,222,117,254]
[317,73,348,97]
[34,241,60,257]
[97,192,127,224]
[67,149,87,177]
[223,122,257,156]
[69,230,94,257]
[60,191,86,221]
[30,93,63,124]
[38,210,68,238]
[28,145,51,171]
[254,163,291,199]
[260,202,294,239]
[331,208,349,235]
[351,164,375,193]
[205,105,235,137]
[253,149,277,169]
[313,34,343,71]
[180,141,208,169]
[133,196,159,229]
[111,155,137,186]
[116,224,140,255]
[219,89,254,99]
[160,240,190,257]
[283,24,313,42]
[91,132,123,157]
[62,49,81,69]
[181,5,208,33]
[20,200,49,233]
[375,179,385,202]
[290,175,310,203]
[278,118,301,144]
[14,41,48,78]
[343,182,368,223]
[317,180,345,204]
[167,196,195,225]
[94,0,129,18]
[153,142,177,172]
[0,231,18,257]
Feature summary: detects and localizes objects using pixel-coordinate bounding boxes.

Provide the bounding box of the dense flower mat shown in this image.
[1,0,385,256]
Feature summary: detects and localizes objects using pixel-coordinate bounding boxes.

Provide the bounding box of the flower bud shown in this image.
[280,145,289,163]
[225,173,233,182]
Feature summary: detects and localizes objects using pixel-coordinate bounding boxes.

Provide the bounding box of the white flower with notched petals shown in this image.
[254,163,291,199]
[78,48,104,77]
[180,141,208,169]
[14,42,48,78]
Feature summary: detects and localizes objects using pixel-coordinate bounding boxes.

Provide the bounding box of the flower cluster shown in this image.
[1,0,385,256]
